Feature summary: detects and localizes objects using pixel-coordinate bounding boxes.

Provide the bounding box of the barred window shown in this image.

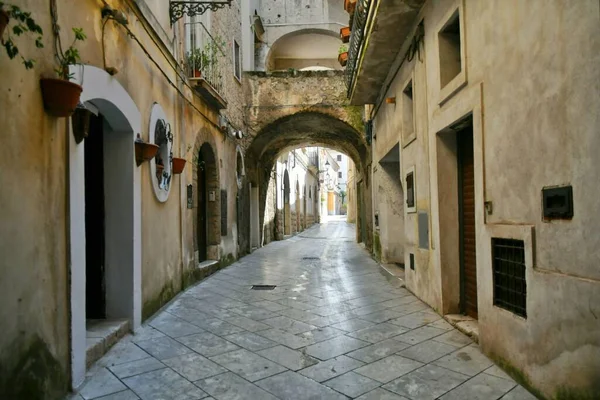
[492,238,527,318]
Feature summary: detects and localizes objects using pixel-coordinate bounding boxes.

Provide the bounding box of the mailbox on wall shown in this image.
[542,185,573,220]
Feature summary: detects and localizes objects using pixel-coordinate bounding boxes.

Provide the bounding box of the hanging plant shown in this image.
[135,134,159,166]
[338,44,348,67]
[0,3,44,69]
[40,27,86,117]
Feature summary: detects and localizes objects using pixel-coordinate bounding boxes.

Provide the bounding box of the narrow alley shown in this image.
[71,220,534,400]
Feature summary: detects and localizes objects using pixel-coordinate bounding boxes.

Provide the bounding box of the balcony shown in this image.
[345,0,425,105]
[184,21,227,110]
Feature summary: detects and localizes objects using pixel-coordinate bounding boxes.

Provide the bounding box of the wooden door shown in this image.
[197,155,208,262]
[458,129,477,318]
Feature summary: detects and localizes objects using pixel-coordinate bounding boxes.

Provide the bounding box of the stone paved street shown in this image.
[68,220,536,400]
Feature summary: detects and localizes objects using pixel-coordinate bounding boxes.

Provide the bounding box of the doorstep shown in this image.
[444,314,479,343]
[198,259,219,270]
[379,263,406,287]
[86,319,130,368]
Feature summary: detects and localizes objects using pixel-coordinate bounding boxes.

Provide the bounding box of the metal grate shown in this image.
[302,257,320,260]
[251,285,276,290]
[492,238,527,318]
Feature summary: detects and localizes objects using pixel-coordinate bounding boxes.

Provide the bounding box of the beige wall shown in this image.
[371,0,600,397]
[0,0,245,395]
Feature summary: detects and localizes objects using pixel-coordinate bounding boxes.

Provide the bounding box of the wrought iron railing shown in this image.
[345,0,372,97]
[184,21,226,96]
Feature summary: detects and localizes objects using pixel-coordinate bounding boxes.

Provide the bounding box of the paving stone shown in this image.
[135,337,193,360]
[360,309,404,324]
[355,355,423,383]
[276,298,315,310]
[431,330,473,347]
[162,352,227,381]
[500,385,539,400]
[296,326,346,343]
[439,372,517,399]
[223,331,278,351]
[383,364,470,400]
[251,300,290,312]
[122,368,208,400]
[346,338,411,363]
[305,334,369,360]
[79,368,127,400]
[93,390,140,400]
[261,315,317,334]
[230,306,278,320]
[349,322,410,343]
[128,326,166,344]
[426,319,455,331]
[97,342,151,367]
[195,318,248,336]
[397,339,459,363]
[209,349,287,382]
[177,332,241,357]
[222,315,271,332]
[330,318,376,332]
[324,371,382,398]
[257,345,319,371]
[394,326,448,345]
[256,371,348,400]
[257,328,314,349]
[433,344,495,376]
[195,372,279,400]
[109,358,165,379]
[148,313,204,338]
[389,311,442,329]
[484,365,514,381]
[356,388,411,400]
[298,354,365,382]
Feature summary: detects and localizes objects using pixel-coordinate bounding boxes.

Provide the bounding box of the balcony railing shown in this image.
[184,21,227,108]
[345,0,371,95]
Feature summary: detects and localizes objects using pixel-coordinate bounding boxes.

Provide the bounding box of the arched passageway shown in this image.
[245,111,373,249]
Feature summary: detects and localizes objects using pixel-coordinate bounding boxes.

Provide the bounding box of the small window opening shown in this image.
[438,10,462,88]
[337,154,342,161]
[492,238,527,318]
[234,40,242,81]
[406,172,415,208]
[402,80,414,143]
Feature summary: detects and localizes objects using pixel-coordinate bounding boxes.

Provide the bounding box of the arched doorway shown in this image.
[195,142,220,262]
[295,180,301,232]
[283,170,291,236]
[68,65,142,388]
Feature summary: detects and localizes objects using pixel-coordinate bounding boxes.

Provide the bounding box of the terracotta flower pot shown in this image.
[338,52,348,67]
[193,69,202,78]
[344,0,356,13]
[134,136,159,166]
[340,26,350,43]
[172,157,187,174]
[0,10,9,39]
[40,78,83,117]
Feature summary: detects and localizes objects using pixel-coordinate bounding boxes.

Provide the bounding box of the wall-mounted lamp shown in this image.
[101,6,129,25]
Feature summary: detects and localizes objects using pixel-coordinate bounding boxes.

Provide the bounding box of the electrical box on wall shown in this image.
[209,190,216,202]
[542,185,573,220]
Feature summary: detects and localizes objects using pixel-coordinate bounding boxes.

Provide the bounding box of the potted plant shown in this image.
[0,3,44,69]
[186,48,204,78]
[172,144,190,175]
[135,134,159,166]
[344,0,357,14]
[340,26,350,43]
[338,44,348,67]
[40,27,86,117]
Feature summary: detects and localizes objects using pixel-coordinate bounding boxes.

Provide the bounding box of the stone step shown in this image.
[86,319,130,368]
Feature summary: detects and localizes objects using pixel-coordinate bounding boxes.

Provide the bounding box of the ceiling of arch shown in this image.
[271,33,341,60]
[248,112,366,169]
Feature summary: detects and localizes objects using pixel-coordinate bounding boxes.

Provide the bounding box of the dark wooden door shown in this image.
[458,129,477,318]
[197,155,208,262]
[85,114,106,319]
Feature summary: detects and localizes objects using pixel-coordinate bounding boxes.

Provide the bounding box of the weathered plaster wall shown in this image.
[370,0,600,397]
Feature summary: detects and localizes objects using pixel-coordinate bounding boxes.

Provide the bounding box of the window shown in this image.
[492,238,527,318]
[438,10,462,88]
[402,79,415,146]
[233,39,241,81]
[338,171,343,179]
[337,154,342,161]
[406,169,415,211]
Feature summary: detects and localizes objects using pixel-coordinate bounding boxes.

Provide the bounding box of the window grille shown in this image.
[492,238,527,318]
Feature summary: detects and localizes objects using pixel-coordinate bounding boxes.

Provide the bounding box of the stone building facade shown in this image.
[345,0,600,398]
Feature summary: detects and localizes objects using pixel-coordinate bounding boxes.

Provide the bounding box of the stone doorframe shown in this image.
[68,65,142,388]
[191,134,221,262]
